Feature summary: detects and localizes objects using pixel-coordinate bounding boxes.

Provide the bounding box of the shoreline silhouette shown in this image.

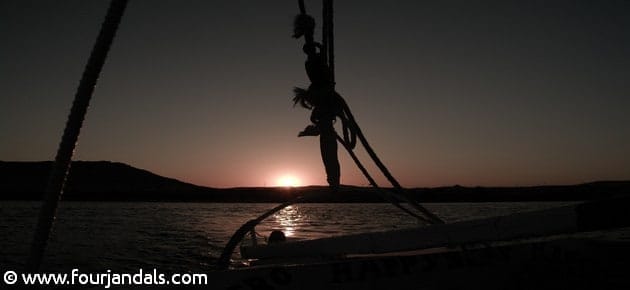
[1,161,627,203]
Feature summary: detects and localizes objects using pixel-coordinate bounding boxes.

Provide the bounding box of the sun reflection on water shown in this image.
[272,205,304,237]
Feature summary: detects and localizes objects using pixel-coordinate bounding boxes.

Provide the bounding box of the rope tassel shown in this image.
[292,14,315,39]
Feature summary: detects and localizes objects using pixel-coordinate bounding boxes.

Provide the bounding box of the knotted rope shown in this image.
[294,0,444,224]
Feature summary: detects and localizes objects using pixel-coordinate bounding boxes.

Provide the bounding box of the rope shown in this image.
[293,0,443,224]
[321,0,443,224]
[325,0,335,85]
[336,135,431,223]
[26,0,128,272]
[339,98,445,224]
[298,0,306,14]
[321,0,328,65]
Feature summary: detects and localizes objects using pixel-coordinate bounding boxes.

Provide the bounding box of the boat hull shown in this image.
[200,237,630,290]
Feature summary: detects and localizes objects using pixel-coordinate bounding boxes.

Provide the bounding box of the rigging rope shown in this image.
[26,0,129,272]
[301,0,444,224]
[298,0,306,15]
[218,0,444,268]
[336,135,431,223]
[338,99,444,224]
[325,0,335,85]
[321,0,328,65]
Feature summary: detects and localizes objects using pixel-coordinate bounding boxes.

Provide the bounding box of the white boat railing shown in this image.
[241,195,630,260]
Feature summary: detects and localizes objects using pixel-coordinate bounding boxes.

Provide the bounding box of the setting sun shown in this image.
[276,175,301,187]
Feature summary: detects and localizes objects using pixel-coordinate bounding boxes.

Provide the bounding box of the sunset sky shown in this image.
[1,1,629,188]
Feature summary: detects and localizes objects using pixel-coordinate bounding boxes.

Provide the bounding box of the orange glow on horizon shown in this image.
[275,175,302,187]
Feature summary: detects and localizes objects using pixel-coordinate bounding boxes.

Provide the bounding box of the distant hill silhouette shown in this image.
[0,161,628,202]
[0,161,214,201]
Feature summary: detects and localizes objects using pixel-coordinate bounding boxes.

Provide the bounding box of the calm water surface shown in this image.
[0,201,588,272]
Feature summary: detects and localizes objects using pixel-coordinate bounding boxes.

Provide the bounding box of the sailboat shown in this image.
[25,0,630,289]
[208,1,630,288]
[207,195,630,289]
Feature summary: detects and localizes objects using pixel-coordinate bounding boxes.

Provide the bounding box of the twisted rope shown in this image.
[26,0,128,272]
[293,0,443,224]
